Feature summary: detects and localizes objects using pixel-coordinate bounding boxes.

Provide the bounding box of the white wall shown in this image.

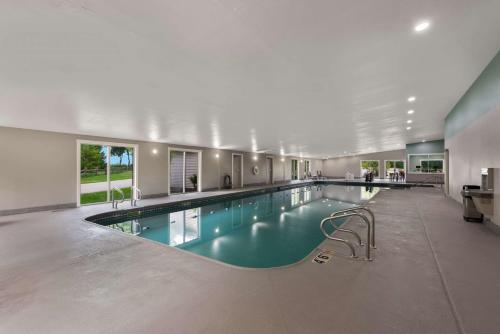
[446,106,500,203]
[0,127,170,212]
[322,150,406,178]
[0,126,322,213]
[0,128,77,211]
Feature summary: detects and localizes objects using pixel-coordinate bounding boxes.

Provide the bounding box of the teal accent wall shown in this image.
[406,140,444,155]
[444,51,500,139]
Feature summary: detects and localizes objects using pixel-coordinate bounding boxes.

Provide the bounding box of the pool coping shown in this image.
[85,181,316,224]
[85,180,402,224]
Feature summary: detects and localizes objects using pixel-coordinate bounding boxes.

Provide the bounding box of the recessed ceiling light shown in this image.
[408,96,416,102]
[407,120,413,124]
[152,148,158,155]
[253,155,258,161]
[408,110,415,114]
[414,21,431,32]
[406,126,412,130]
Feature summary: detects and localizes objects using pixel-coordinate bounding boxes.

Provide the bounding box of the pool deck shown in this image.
[1,186,500,333]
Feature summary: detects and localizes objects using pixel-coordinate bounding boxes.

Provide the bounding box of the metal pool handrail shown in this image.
[331,206,375,248]
[131,186,142,207]
[320,217,364,247]
[320,206,376,261]
[111,187,125,209]
[319,219,358,258]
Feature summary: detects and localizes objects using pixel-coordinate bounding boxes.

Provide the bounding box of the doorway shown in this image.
[303,160,311,178]
[266,157,273,184]
[77,140,138,206]
[291,159,299,180]
[232,153,243,188]
[168,148,201,194]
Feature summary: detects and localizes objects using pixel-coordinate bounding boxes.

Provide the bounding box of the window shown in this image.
[421,160,444,173]
[360,160,380,177]
[385,160,405,178]
[408,153,444,173]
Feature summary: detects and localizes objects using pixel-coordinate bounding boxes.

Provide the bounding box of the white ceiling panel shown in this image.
[0,0,499,157]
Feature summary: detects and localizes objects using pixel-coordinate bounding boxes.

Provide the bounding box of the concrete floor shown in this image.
[1,187,499,333]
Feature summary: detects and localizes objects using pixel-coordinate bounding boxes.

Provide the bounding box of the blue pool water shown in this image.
[106,185,378,268]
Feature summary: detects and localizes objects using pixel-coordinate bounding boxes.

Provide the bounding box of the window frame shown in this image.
[407,153,445,174]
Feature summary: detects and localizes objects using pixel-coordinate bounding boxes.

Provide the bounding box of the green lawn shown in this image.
[80,187,131,205]
[81,170,133,184]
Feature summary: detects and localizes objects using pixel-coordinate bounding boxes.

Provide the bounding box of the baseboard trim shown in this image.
[484,218,500,235]
[0,203,77,216]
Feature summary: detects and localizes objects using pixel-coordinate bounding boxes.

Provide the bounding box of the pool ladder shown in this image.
[111,186,143,209]
[320,207,375,261]
[131,186,142,207]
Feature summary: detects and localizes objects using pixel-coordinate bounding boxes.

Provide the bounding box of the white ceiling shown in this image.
[1,0,499,158]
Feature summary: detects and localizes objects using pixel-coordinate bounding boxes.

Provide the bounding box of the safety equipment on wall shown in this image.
[252,165,260,175]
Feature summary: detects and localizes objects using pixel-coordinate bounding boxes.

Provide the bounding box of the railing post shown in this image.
[320,217,358,258]
[328,209,375,261]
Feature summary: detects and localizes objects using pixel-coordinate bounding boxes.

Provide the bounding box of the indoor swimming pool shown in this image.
[98,185,379,268]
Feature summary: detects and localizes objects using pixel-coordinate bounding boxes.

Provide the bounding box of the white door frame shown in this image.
[383,160,406,178]
[167,147,202,195]
[231,153,244,188]
[76,139,139,207]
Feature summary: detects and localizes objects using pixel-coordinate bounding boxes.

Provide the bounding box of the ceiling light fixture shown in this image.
[253,155,258,161]
[407,96,416,102]
[414,21,430,32]
[406,126,412,130]
[407,120,413,124]
[152,148,158,155]
[408,110,415,114]
[280,157,285,162]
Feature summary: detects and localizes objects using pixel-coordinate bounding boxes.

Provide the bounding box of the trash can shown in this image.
[461,185,483,222]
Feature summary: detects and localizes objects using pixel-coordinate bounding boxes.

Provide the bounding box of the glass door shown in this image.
[80,144,109,205]
[304,160,311,178]
[291,159,299,180]
[169,149,200,194]
[109,146,135,200]
[79,142,137,206]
